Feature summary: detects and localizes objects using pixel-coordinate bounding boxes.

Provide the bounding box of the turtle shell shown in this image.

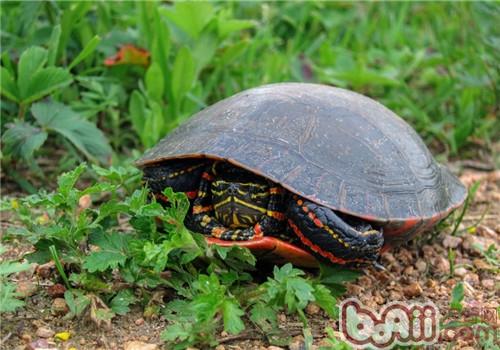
[137,83,466,244]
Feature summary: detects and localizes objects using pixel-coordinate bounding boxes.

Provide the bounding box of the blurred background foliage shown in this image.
[1,1,499,190]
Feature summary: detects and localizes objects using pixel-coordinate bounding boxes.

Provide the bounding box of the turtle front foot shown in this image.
[287,196,384,265]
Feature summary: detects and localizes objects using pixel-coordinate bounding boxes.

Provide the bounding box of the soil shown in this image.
[0,167,498,350]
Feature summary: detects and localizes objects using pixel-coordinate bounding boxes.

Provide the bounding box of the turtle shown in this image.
[136,83,466,268]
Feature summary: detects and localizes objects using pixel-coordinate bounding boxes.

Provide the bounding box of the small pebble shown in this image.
[215,345,225,350]
[51,298,69,315]
[415,260,427,272]
[473,258,492,270]
[442,235,462,249]
[288,338,304,350]
[20,333,32,343]
[305,302,320,315]
[433,256,450,275]
[403,282,423,298]
[454,267,467,278]
[78,194,92,209]
[36,326,55,338]
[481,279,495,290]
[267,347,285,350]
[135,318,145,326]
[36,262,55,278]
[123,340,159,350]
[464,273,479,286]
[463,281,475,297]
[16,281,38,298]
[47,283,66,298]
[403,266,415,276]
[347,284,363,295]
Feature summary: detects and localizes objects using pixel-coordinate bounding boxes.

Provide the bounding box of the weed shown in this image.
[1,166,356,348]
[0,244,31,313]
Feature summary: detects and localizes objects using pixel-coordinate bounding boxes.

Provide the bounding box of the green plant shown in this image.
[450,282,464,312]
[2,163,360,348]
[0,244,31,313]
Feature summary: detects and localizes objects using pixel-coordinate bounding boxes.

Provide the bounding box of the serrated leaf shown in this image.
[83,232,129,272]
[57,163,87,197]
[286,278,315,311]
[0,283,25,312]
[222,299,245,335]
[0,66,19,102]
[17,46,48,96]
[21,67,73,104]
[250,302,277,331]
[31,101,112,162]
[0,261,30,276]
[64,290,90,318]
[312,284,338,319]
[110,289,136,315]
[2,121,48,160]
[161,323,191,342]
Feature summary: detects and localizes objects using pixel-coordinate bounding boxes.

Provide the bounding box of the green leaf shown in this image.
[312,284,338,319]
[17,46,48,96]
[57,163,87,197]
[21,67,72,104]
[221,299,245,335]
[0,66,19,102]
[319,264,360,285]
[163,2,214,39]
[161,323,191,342]
[129,90,146,138]
[68,35,101,70]
[31,101,112,162]
[47,25,62,66]
[0,283,25,312]
[0,261,31,276]
[64,290,90,318]
[450,282,464,312]
[171,46,196,107]
[218,18,255,38]
[151,6,170,99]
[2,121,48,159]
[83,232,130,272]
[285,278,315,312]
[250,302,277,331]
[145,62,164,102]
[110,289,136,315]
[191,31,218,73]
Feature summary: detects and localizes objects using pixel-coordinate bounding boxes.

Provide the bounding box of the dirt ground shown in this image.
[1,167,498,350]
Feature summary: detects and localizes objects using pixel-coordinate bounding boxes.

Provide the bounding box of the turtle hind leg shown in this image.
[286,196,384,265]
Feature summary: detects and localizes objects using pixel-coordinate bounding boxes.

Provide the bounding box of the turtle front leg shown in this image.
[190,165,286,240]
[142,159,209,204]
[287,195,384,265]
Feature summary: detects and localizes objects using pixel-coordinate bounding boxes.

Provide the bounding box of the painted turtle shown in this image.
[137,83,466,268]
